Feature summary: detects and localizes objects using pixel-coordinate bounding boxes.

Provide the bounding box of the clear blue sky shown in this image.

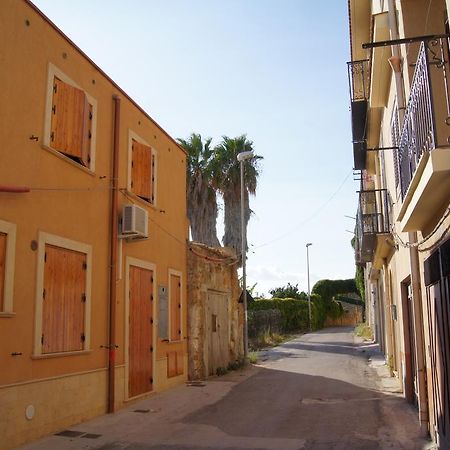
[33,0,357,296]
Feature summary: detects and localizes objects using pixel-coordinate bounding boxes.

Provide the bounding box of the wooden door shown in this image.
[206,291,229,376]
[427,278,450,448]
[129,265,154,398]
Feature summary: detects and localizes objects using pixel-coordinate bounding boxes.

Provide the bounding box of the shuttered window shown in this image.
[41,244,87,354]
[158,285,169,340]
[0,233,6,311]
[131,139,154,203]
[50,77,93,168]
[169,274,182,341]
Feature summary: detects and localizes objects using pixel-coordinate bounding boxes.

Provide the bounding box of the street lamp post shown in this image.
[237,150,254,361]
[306,243,312,331]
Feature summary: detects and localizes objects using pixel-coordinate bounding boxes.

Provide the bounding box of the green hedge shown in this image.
[248,295,343,332]
[312,279,359,301]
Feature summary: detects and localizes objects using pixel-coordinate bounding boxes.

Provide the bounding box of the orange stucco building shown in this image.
[0,1,188,448]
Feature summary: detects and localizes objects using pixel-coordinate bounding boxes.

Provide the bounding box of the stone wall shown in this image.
[325,301,363,327]
[187,243,243,380]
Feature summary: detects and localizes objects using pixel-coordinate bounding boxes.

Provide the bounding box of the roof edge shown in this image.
[25,0,187,156]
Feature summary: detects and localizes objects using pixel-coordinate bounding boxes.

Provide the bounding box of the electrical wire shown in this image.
[31,187,111,191]
[253,171,352,249]
[119,189,186,246]
[119,189,238,265]
[391,206,450,252]
[188,246,238,265]
[418,222,450,252]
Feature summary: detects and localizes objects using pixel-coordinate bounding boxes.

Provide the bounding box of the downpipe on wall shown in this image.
[108,95,121,413]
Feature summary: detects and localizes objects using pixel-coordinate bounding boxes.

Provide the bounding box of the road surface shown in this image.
[19,327,430,450]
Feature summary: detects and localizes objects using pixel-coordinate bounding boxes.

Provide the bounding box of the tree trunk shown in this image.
[188,176,220,247]
[223,182,250,265]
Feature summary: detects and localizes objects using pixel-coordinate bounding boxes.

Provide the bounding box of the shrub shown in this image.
[249,293,346,339]
[250,295,325,331]
[355,323,373,340]
[269,283,307,300]
[248,352,258,364]
[312,279,359,301]
[355,266,365,300]
[327,299,344,319]
[248,309,282,338]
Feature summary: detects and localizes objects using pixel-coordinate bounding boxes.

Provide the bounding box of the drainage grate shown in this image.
[82,433,102,439]
[55,430,85,438]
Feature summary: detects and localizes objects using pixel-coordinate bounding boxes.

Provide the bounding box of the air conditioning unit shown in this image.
[120,204,148,239]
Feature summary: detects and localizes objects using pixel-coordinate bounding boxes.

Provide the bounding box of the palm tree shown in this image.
[177,133,220,247]
[213,135,262,264]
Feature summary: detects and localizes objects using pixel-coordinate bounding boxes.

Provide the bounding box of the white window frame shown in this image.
[43,63,98,173]
[33,231,92,357]
[0,219,16,317]
[168,269,183,343]
[127,130,158,206]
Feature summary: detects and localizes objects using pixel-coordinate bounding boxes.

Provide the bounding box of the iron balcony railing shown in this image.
[347,60,370,170]
[355,189,392,264]
[398,39,450,198]
[347,59,370,102]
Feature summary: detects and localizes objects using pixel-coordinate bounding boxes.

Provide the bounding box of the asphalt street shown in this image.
[19,327,431,450]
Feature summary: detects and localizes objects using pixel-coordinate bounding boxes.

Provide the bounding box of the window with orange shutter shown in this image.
[0,233,6,312]
[131,139,155,203]
[50,77,93,169]
[41,244,87,354]
[169,274,182,342]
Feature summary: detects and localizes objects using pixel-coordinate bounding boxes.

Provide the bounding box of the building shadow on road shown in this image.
[259,341,378,362]
[313,326,356,334]
[182,366,426,449]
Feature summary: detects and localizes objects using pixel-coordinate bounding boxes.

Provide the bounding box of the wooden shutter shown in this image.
[51,77,91,167]
[151,152,155,203]
[158,285,169,339]
[170,274,181,341]
[0,233,6,311]
[167,351,183,378]
[176,350,184,375]
[131,139,152,201]
[81,103,93,167]
[167,351,177,378]
[42,245,86,354]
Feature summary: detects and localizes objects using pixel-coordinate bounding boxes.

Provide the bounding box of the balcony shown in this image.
[397,39,450,233]
[347,59,369,170]
[355,189,395,268]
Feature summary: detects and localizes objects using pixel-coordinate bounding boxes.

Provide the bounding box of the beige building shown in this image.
[348,0,450,447]
[0,1,189,448]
